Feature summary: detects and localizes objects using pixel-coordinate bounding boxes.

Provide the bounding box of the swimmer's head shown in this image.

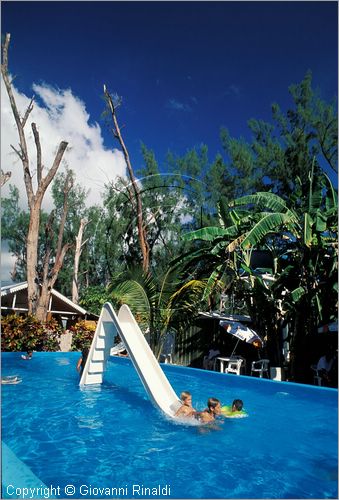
[208,397,222,415]
[180,391,192,406]
[232,399,243,412]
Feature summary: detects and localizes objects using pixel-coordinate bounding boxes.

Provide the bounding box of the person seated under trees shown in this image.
[317,348,337,387]
[203,343,220,370]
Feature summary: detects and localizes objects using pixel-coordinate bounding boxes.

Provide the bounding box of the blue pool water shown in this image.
[2,352,338,499]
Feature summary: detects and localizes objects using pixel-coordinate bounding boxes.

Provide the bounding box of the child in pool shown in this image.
[76,347,89,376]
[21,351,33,360]
[195,397,222,423]
[221,399,247,418]
[1,375,22,384]
[175,391,196,418]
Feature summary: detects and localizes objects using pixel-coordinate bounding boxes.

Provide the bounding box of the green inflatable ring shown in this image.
[221,405,248,418]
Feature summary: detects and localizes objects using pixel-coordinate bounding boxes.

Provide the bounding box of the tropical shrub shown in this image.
[70,320,96,351]
[1,314,62,351]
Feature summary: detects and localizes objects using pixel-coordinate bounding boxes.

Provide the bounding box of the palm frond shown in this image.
[315,212,327,233]
[167,279,206,318]
[110,279,151,316]
[152,279,206,335]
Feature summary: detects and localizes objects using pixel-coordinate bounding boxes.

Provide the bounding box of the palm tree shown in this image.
[108,267,206,359]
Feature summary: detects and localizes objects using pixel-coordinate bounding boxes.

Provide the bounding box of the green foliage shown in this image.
[220,129,260,196]
[1,186,48,281]
[79,285,112,315]
[221,72,337,205]
[70,320,96,351]
[52,170,98,297]
[204,154,235,213]
[52,169,88,225]
[165,145,215,227]
[1,314,62,351]
[101,179,140,273]
[137,144,192,270]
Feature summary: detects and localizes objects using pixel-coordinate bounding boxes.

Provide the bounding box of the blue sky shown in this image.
[2,1,338,169]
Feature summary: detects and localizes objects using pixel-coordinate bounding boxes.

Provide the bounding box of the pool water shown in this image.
[2,352,338,499]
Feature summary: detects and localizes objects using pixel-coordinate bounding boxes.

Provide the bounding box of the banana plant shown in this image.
[176,168,337,370]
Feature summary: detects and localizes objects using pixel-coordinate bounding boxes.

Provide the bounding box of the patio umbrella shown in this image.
[317,322,338,333]
[219,320,264,356]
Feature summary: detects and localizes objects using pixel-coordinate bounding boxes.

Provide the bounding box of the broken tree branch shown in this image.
[31,123,42,184]
[22,96,35,128]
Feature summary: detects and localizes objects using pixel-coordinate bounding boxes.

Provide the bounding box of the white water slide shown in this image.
[80,303,182,418]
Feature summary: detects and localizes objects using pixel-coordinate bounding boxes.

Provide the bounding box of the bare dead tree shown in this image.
[1,33,68,317]
[103,85,150,272]
[72,218,89,304]
[36,172,74,321]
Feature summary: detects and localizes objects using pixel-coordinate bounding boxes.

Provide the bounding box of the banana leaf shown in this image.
[304,212,314,247]
[182,225,238,242]
[230,192,290,213]
[241,212,298,248]
[290,286,306,303]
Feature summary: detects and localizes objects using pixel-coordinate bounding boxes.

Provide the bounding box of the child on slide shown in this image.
[175,391,196,418]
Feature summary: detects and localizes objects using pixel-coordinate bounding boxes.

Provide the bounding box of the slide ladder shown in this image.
[79,303,120,385]
[80,303,182,418]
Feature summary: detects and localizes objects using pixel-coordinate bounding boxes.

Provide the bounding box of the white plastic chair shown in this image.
[110,341,126,356]
[160,353,173,364]
[225,358,244,375]
[251,359,270,378]
[231,355,246,373]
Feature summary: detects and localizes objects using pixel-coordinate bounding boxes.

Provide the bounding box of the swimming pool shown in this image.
[2,352,338,499]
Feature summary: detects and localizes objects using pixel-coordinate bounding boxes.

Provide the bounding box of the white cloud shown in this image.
[223,84,241,97]
[1,79,127,210]
[166,98,192,112]
[0,240,16,283]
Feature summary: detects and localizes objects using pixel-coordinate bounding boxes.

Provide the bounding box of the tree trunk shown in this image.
[72,218,88,304]
[35,241,73,322]
[35,173,74,321]
[36,282,51,323]
[26,205,42,314]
